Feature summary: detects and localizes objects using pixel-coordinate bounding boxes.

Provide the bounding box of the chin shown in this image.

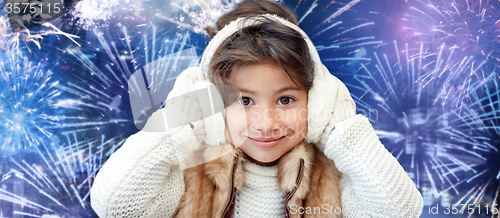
[255,155,280,163]
[244,152,282,166]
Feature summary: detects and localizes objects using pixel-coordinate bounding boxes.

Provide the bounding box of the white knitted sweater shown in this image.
[90,15,423,218]
[231,161,286,218]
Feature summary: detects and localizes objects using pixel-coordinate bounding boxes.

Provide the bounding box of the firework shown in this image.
[0,12,80,56]
[154,0,245,34]
[347,38,500,210]
[401,0,500,93]
[67,0,242,33]
[6,0,499,216]
[0,133,125,217]
[69,0,130,30]
[0,56,65,151]
[391,0,500,211]
[449,71,500,217]
[0,50,129,152]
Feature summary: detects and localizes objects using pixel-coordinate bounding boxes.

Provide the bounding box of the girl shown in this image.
[90,0,424,217]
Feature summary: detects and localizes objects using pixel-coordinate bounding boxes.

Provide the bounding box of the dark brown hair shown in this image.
[204,0,298,38]
[206,1,314,106]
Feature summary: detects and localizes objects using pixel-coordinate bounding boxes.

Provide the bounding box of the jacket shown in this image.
[90,14,424,218]
[173,139,342,218]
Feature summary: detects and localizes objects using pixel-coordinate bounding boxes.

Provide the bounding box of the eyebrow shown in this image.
[239,86,303,94]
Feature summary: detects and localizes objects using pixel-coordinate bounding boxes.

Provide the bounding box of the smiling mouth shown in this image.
[247,136,286,148]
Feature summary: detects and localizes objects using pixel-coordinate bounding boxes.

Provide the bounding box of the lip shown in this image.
[248,136,286,149]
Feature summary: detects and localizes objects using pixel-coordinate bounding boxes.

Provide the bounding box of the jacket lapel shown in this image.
[303,146,343,218]
[277,141,314,218]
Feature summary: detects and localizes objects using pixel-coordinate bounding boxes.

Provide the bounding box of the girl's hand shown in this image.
[316,94,357,152]
[323,114,381,172]
[140,99,204,168]
[140,67,208,169]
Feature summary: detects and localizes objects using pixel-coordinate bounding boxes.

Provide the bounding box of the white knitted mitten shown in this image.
[141,67,207,168]
[316,77,357,152]
[143,107,203,163]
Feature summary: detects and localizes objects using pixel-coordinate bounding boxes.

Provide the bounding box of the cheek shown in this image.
[224,107,248,134]
[289,118,308,137]
[282,108,308,126]
[298,109,308,132]
[285,107,308,137]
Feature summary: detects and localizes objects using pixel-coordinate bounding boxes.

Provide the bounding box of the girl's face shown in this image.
[224,61,308,165]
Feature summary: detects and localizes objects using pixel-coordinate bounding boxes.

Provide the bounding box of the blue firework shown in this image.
[0,133,125,217]
[0,56,65,151]
[348,39,500,208]
[401,0,500,99]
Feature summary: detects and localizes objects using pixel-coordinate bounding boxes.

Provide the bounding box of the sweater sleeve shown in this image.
[90,125,197,218]
[323,114,424,218]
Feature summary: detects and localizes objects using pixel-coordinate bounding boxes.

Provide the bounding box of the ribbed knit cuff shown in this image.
[323,114,374,175]
[165,125,199,166]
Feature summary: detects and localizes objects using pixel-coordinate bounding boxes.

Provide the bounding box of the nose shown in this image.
[250,105,280,133]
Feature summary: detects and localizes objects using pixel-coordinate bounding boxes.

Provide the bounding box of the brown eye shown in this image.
[278,97,294,105]
[238,97,253,106]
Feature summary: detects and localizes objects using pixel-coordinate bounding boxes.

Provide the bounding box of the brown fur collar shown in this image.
[174,141,342,218]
